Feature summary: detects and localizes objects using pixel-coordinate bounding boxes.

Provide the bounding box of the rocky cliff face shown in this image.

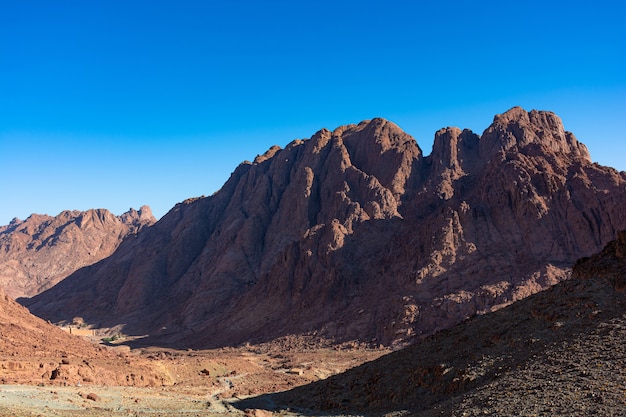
[25,107,626,349]
[0,206,155,298]
[240,231,626,415]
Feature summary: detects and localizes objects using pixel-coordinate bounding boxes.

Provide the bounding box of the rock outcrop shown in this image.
[237,231,626,415]
[0,206,155,298]
[25,107,626,349]
[0,284,171,386]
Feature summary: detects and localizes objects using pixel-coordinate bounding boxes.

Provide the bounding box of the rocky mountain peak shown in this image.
[118,205,156,228]
[0,207,155,298]
[480,106,591,161]
[24,108,626,350]
[338,118,422,197]
[429,127,480,179]
[253,145,283,164]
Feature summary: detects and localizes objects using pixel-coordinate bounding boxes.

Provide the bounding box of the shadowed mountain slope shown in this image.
[0,206,155,298]
[25,107,626,349]
[236,231,626,415]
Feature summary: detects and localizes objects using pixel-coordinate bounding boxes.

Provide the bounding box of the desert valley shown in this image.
[2,107,626,416]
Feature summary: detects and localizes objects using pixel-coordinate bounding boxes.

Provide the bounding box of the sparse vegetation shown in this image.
[101,334,121,344]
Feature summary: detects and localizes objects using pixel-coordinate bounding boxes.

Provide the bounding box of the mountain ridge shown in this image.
[24,107,626,349]
[0,206,155,298]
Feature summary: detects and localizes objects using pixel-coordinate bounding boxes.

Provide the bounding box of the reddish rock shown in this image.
[24,107,626,349]
[0,206,155,298]
[245,409,273,417]
[244,231,626,415]
[86,393,100,402]
[0,284,172,387]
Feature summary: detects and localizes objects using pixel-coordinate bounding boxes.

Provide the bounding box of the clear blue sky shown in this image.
[1,1,624,225]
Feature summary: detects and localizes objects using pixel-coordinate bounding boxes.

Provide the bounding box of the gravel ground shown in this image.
[0,346,383,417]
[0,384,235,416]
[426,315,626,417]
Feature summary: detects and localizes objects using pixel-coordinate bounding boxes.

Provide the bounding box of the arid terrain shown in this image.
[0,260,384,416]
[1,231,625,416]
[238,231,626,416]
[0,346,385,416]
[0,206,154,299]
[24,107,626,351]
[2,108,626,416]
[0,309,384,416]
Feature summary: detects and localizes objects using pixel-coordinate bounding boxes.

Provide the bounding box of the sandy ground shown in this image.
[0,342,385,417]
[0,384,232,416]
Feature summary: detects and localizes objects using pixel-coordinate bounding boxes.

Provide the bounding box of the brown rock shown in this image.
[85,393,100,402]
[24,107,626,351]
[0,206,155,298]
[50,368,60,380]
[0,284,171,387]
[78,391,101,401]
[480,106,591,160]
[245,409,273,417]
[241,232,626,415]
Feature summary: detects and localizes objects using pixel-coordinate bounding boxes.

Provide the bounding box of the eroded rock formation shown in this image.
[238,231,626,415]
[0,206,155,298]
[25,107,626,349]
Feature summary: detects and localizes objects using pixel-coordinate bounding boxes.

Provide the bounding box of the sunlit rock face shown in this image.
[25,107,626,349]
[0,206,155,298]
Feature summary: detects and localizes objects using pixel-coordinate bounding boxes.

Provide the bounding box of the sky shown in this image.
[1,0,624,225]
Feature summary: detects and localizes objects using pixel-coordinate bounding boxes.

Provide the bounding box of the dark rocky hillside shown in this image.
[25,107,626,350]
[236,231,626,415]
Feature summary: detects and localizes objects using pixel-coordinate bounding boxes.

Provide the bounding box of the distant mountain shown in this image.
[237,231,626,415]
[25,107,626,349]
[0,206,155,298]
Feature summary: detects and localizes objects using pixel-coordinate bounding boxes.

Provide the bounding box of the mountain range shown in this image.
[0,207,155,298]
[17,106,626,350]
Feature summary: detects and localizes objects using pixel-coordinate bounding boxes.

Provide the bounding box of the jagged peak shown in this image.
[230,108,596,201]
[312,127,332,140]
[429,127,480,176]
[253,145,282,164]
[480,106,591,161]
[119,205,155,224]
[310,128,333,153]
[251,118,421,168]
[336,118,422,158]
[492,106,529,124]
[138,205,152,217]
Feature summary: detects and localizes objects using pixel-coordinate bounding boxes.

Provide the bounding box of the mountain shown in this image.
[24,107,626,349]
[0,206,155,298]
[236,230,626,415]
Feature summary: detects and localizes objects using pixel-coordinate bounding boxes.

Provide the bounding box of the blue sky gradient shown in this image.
[1,1,624,224]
